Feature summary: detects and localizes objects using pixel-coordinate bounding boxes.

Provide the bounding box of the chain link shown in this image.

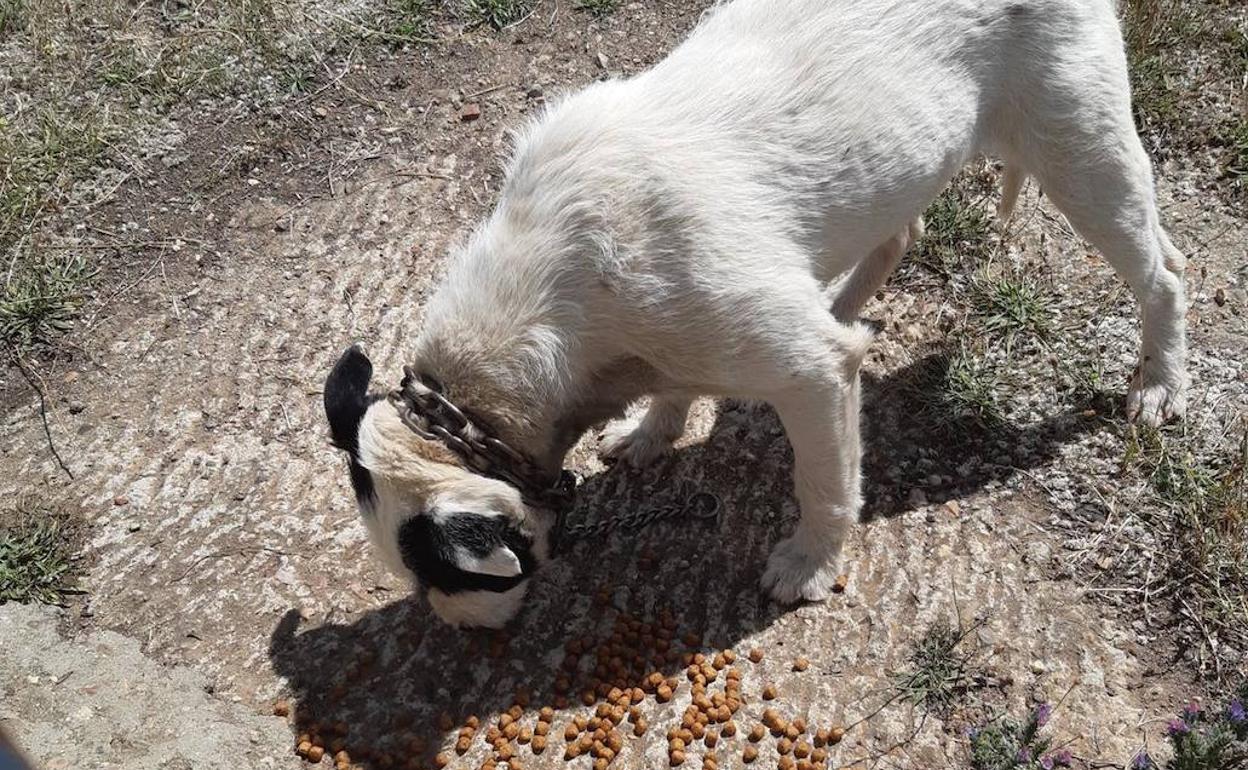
[560,489,722,544]
[388,367,721,551]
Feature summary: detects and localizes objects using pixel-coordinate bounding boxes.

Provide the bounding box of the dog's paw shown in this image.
[600,419,674,467]
[761,536,842,604]
[1127,366,1188,427]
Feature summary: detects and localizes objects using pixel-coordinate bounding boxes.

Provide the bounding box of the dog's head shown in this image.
[323,344,554,628]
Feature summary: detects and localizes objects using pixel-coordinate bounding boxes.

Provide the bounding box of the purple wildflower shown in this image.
[1132,752,1153,770]
[1034,703,1053,727]
[1229,700,1246,724]
[1053,748,1073,766]
[1016,747,1032,763]
[1167,718,1190,737]
[1182,702,1202,724]
[1040,756,1055,770]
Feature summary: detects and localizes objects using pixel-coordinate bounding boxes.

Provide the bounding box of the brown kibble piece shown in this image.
[811,748,828,763]
[793,657,809,672]
[657,684,674,703]
[435,752,452,768]
[748,725,765,742]
[762,685,778,700]
[307,746,325,763]
[833,574,848,593]
[792,718,807,734]
[533,734,548,754]
[797,761,815,770]
[504,723,520,740]
[779,756,796,770]
[670,750,687,766]
[748,648,764,663]
[273,699,291,718]
[795,741,812,758]
[518,726,533,744]
[456,736,472,754]
[785,723,801,740]
[705,730,718,748]
[743,745,759,763]
[634,719,648,737]
[828,725,846,744]
[296,741,312,756]
[778,737,794,755]
[539,706,555,721]
[535,721,549,736]
[813,728,829,747]
[722,721,737,737]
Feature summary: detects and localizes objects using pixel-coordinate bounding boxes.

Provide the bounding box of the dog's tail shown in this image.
[998,165,1026,222]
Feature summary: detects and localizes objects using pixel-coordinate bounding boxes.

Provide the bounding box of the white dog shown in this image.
[324,0,1188,627]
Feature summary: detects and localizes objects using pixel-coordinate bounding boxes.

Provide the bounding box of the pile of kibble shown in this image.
[277,584,848,770]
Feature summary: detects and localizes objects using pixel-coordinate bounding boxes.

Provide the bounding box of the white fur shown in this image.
[402,0,1189,613]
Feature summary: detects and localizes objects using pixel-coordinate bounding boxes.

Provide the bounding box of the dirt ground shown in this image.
[1,2,1246,770]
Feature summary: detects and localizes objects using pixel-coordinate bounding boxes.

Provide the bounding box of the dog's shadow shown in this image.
[268,350,1107,766]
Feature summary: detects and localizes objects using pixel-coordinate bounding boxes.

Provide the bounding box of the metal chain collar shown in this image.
[388,366,721,552]
[388,366,576,512]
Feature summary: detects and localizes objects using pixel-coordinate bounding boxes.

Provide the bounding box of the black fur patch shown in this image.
[398,513,536,594]
[324,344,381,507]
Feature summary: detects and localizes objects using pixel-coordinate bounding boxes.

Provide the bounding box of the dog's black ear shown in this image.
[324,344,373,455]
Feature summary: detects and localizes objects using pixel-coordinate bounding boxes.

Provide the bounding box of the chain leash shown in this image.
[558,488,722,544]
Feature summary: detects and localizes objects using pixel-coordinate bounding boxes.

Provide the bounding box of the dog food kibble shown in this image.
[296,741,312,756]
[828,725,846,744]
[778,737,794,755]
[795,741,813,758]
[722,721,737,738]
[778,756,796,770]
[785,723,801,740]
[793,657,810,672]
[670,750,687,766]
[813,728,829,747]
[748,725,766,742]
[307,746,325,763]
[519,726,534,744]
[743,745,759,763]
[657,684,674,702]
[535,721,550,737]
[273,700,291,718]
[533,734,548,754]
[792,717,807,734]
[811,748,828,763]
[748,648,764,663]
[434,751,451,768]
[762,684,778,700]
[833,574,848,593]
[456,736,471,754]
[634,718,648,737]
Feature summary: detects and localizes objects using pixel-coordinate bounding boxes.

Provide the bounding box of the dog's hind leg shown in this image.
[1023,122,1187,425]
[601,396,692,467]
[830,218,923,322]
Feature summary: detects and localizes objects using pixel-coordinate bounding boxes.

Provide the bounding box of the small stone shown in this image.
[944,500,961,515]
[526,85,544,99]
[68,401,86,414]
[596,51,610,69]
[126,521,141,533]
[113,496,129,506]
[460,103,482,121]
[1214,288,1226,307]
[832,574,848,593]
[1030,660,1047,675]
[313,106,328,118]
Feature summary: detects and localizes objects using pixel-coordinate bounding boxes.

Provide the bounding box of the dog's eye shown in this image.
[397,513,535,594]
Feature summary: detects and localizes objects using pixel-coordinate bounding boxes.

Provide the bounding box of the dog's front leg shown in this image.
[761,361,865,603]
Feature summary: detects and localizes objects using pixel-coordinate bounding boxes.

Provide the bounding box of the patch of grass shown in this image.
[1123,425,1248,671]
[968,704,1070,770]
[465,0,530,29]
[970,271,1054,351]
[575,0,619,17]
[0,503,78,605]
[387,0,433,40]
[895,620,983,716]
[909,177,994,283]
[940,347,1004,428]
[0,252,96,348]
[1220,118,1248,183]
[0,0,25,36]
